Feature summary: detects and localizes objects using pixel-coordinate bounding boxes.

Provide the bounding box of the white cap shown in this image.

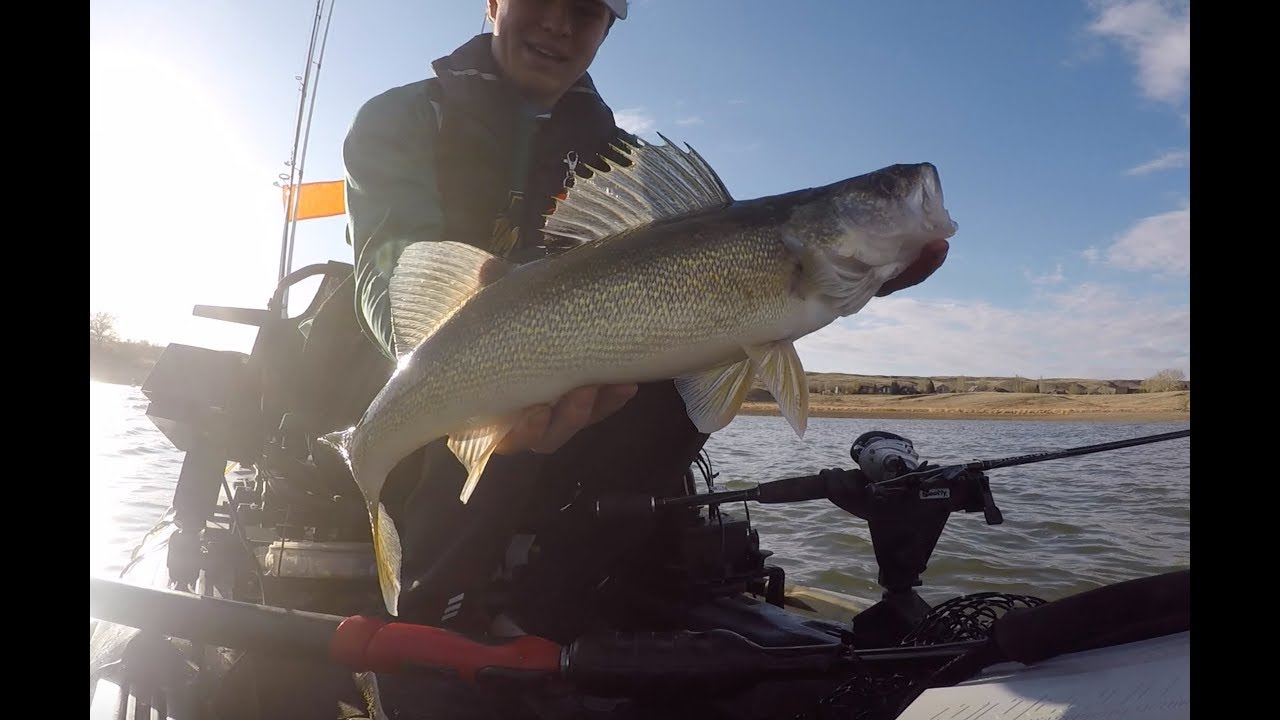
[600,0,627,20]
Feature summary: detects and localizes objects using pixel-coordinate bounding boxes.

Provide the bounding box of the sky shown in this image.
[89,0,1190,381]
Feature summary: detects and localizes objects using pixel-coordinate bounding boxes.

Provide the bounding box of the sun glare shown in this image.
[90,45,284,353]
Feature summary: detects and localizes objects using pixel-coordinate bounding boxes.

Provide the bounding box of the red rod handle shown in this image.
[330,616,563,681]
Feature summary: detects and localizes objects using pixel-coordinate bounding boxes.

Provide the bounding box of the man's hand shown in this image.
[877,238,950,297]
[495,384,639,455]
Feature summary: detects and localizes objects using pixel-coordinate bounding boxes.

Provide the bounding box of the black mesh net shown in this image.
[900,591,1048,645]
[795,592,1047,720]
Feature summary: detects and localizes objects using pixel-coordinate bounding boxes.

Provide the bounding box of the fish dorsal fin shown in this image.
[389,240,513,360]
[542,133,735,246]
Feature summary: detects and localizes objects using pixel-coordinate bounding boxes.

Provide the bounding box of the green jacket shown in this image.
[342,32,631,361]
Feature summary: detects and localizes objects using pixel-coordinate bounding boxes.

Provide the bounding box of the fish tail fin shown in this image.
[316,427,402,616]
[371,503,403,616]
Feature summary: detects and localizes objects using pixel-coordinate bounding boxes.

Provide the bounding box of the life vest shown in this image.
[426,32,633,264]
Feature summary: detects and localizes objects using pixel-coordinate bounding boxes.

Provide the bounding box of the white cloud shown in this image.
[614,107,655,136]
[1087,0,1190,106]
[1125,149,1189,176]
[675,115,704,126]
[1095,203,1190,275]
[794,286,1189,381]
[1024,263,1065,286]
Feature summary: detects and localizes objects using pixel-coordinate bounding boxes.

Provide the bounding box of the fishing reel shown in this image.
[849,431,921,484]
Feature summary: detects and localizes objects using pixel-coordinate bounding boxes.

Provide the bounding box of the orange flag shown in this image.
[282,180,346,221]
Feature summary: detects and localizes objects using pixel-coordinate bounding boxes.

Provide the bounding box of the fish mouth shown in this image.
[873,163,957,241]
[910,163,958,240]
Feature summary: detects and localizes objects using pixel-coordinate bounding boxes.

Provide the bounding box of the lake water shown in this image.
[89,380,1190,606]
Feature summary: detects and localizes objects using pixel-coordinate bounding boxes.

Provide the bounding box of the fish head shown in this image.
[823,162,958,265]
[786,162,958,316]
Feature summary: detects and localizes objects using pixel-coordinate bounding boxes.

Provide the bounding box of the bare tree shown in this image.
[91,312,118,347]
[1140,368,1186,393]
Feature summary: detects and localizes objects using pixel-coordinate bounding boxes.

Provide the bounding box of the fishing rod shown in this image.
[868,428,1192,492]
[275,0,338,315]
[641,428,1191,512]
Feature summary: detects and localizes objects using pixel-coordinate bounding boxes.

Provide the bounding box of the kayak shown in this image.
[89,511,1190,720]
[89,262,1191,719]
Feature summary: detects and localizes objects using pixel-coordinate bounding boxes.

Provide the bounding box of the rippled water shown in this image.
[703,414,1190,604]
[89,380,1190,606]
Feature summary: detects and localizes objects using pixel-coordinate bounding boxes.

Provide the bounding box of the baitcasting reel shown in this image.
[850,431,921,485]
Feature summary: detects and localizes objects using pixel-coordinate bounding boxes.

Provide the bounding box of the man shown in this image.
[342,0,948,642]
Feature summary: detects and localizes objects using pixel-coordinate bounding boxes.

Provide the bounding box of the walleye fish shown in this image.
[322,135,958,614]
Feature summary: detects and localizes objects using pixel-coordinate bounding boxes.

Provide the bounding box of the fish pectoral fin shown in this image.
[447,418,518,504]
[744,341,810,438]
[675,359,754,434]
[388,241,514,361]
[372,503,403,616]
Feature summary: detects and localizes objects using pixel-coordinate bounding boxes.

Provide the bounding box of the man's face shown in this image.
[488,0,613,107]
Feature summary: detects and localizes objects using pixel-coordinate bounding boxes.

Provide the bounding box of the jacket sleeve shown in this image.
[343,82,445,361]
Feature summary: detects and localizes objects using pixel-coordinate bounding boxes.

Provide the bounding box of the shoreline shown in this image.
[740,404,1189,423]
[740,390,1191,424]
[93,369,1190,425]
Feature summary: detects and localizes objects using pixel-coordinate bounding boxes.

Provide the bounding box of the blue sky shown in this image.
[89,0,1190,381]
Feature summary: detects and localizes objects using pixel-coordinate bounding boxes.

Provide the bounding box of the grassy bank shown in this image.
[89,340,166,387]
[742,390,1190,423]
